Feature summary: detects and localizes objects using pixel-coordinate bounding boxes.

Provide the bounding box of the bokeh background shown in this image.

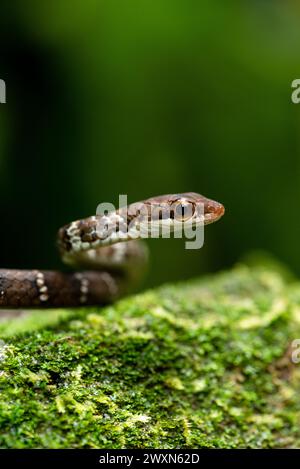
[1,0,300,288]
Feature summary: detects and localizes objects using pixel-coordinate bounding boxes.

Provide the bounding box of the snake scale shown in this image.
[0,193,224,308]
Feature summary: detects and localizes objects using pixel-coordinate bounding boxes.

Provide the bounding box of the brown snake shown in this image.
[0,193,224,308]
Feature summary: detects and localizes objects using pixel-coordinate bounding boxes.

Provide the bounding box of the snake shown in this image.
[0,193,224,308]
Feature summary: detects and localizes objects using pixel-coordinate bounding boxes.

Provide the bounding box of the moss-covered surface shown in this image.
[0,259,300,448]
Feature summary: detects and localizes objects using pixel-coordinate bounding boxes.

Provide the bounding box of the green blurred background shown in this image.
[1,0,300,288]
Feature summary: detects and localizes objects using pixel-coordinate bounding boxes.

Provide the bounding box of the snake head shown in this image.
[128,192,224,236]
[144,192,225,226]
[179,192,225,225]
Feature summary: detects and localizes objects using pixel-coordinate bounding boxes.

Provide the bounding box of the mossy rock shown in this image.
[0,259,300,448]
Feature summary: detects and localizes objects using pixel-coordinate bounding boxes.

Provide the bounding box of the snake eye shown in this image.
[173,202,194,221]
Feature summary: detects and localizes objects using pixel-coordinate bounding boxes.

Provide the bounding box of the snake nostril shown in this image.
[206,204,215,213]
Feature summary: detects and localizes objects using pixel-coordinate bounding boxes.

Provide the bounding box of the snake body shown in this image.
[0,193,224,308]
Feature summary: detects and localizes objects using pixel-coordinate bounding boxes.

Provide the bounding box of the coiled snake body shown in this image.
[0,193,224,308]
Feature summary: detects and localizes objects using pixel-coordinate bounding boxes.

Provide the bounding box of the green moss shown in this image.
[0,259,300,448]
